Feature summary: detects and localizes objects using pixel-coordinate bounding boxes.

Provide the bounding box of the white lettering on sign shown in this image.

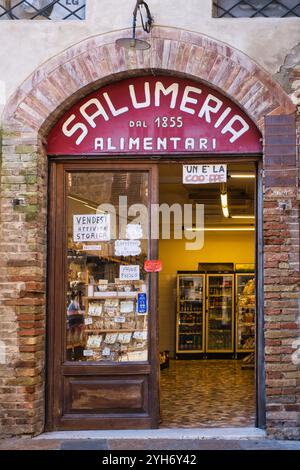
[183,165,227,184]
[119,265,140,281]
[94,136,219,152]
[62,81,250,146]
[115,240,141,256]
[73,214,110,242]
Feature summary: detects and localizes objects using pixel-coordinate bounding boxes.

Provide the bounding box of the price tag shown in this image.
[114,316,126,323]
[84,317,93,325]
[83,350,94,357]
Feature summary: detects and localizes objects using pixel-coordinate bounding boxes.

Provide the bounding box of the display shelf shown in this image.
[176,273,205,354]
[206,274,234,353]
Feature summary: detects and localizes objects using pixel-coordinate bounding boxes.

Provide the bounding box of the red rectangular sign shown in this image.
[144,260,163,272]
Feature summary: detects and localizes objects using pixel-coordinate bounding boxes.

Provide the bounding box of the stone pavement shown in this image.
[0,427,299,451]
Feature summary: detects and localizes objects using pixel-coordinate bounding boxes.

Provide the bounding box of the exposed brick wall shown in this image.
[0,26,298,438]
[264,115,300,438]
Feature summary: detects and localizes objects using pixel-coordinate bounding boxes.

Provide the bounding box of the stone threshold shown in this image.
[34,427,266,441]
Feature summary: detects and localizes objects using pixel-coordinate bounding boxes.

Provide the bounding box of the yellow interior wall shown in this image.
[159,231,255,357]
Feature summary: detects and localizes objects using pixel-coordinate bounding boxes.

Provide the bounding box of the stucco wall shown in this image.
[0,0,300,118]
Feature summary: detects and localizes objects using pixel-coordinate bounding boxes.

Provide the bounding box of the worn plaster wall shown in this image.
[0,0,300,118]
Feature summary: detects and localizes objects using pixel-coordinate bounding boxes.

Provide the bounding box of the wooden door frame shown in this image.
[155,155,265,429]
[46,160,159,430]
[46,155,265,431]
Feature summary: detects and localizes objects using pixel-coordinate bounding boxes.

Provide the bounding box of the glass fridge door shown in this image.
[236,274,255,352]
[206,274,234,352]
[176,274,205,353]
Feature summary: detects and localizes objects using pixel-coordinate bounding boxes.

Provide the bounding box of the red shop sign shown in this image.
[144,260,163,273]
[47,76,262,155]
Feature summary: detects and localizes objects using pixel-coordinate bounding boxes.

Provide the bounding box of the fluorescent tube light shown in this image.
[220,192,230,218]
[230,173,255,179]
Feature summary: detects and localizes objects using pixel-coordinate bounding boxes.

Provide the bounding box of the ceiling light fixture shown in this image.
[230,173,256,179]
[220,185,230,218]
[115,0,153,51]
[231,215,255,219]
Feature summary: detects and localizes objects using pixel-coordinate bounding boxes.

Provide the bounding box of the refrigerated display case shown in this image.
[236,273,255,353]
[176,274,205,354]
[206,274,234,353]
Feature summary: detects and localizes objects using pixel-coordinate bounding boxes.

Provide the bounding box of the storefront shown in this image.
[0,27,299,438]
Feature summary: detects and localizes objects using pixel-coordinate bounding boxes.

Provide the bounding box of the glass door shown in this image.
[206,274,234,353]
[176,274,205,354]
[236,273,255,353]
[47,162,159,431]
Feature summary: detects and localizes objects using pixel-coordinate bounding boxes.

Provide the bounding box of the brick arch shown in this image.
[3,26,295,135]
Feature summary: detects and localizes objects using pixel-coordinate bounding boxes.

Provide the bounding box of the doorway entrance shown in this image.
[158,161,257,428]
[46,158,262,431]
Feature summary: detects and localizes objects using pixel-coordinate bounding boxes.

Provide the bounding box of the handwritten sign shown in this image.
[119,265,140,281]
[73,214,110,242]
[115,240,141,256]
[144,260,163,272]
[183,164,227,184]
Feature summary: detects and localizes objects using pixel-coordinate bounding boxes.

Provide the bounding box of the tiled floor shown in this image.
[160,360,255,428]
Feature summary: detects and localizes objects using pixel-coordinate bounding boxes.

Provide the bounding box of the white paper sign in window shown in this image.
[119,265,140,281]
[115,240,141,256]
[73,214,110,242]
[183,164,227,184]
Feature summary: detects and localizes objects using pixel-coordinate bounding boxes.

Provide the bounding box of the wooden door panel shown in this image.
[64,375,148,414]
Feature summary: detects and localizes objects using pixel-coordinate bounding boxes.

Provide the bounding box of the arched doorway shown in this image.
[46,75,262,429]
[1,27,296,434]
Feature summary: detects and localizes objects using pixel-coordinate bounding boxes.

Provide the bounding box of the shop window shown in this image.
[0,0,85,20]
[213,0,300,17]
[66,171,149,363]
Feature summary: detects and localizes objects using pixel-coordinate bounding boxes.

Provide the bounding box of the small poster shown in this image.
[144,260,163,272]
[73,214,110,242]
[126,224,143,240]
[119,265,140,281]
[183,164,227,184]
[137,293,147,314]
[115,240,141,256]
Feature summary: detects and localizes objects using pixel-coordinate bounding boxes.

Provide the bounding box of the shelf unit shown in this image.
[236,273,255,353]
[176,274,205,354]
[206,274,234,353]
